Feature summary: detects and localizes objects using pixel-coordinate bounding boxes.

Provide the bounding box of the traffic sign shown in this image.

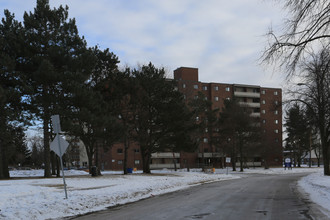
[50,134,69,157]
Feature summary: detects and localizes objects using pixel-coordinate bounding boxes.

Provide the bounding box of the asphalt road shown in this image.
[71,173,328,220]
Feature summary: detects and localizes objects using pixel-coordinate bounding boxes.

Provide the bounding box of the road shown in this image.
[71,173,328,220]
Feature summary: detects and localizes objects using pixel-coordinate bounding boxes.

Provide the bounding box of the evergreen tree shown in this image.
[0,10,29,179]
[131,63,197,173]
[66,47,122,175]
[218,98,261,172]
[19,0,93,177]
[284,104,310,167]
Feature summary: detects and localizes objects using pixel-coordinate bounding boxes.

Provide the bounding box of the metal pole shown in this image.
[57,134,68,199]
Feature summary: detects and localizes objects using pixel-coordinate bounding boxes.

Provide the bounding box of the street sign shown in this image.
[226,157,231,163]
[50,134,69,157]
[285,158,291,163]
[51,115,61,133]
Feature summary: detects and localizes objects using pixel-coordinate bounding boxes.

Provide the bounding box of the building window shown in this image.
[203,86,208,91]
[275,129,279,133]
[275,120,278,124]
[134,149,140,153]
[225,87,230,92]
[196,116,199,121]
[204,97,208,100]
[262,119,266,124]
[183,95,186,100]
[118,160,123,165]
[134,160,140,165]
[194,95,198,100]
[205,128,208,133]
[226,97,231,101]
[275,110,278,115]
[262,100,266,104]
[214,96,219,101]
[194,84,198,89]
[203,138,208,143]
[275,101,278,105]
[262,90,266,94]
[117,149,123,154]
[262,110,266,114]
[182,83,186,89]
[274,91,278,95]
[275,138,279,143]
[214,86,219,91]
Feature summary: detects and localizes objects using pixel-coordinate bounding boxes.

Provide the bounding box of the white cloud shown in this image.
[0,0,285,87]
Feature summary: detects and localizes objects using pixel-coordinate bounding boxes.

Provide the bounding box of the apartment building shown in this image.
[96,67,283,170]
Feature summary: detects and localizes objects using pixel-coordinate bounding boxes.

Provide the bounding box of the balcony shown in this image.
[238,102,260,108]
[198,153,223,158]
[234,91,260,98]
[151,152,180,158]
[250,112,260,117]
[150,164,180,169]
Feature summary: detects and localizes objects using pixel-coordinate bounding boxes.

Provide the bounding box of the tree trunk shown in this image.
[123,136,129,174]
[50,151,56,175]
[56,156,60,177]
[141,147,151,174]
[43,105,51,178]
[172,151,177,171]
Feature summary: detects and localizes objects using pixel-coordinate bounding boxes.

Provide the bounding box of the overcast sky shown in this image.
[1,0,286,88]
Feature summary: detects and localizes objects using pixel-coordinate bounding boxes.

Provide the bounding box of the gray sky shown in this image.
[1,0,286,88]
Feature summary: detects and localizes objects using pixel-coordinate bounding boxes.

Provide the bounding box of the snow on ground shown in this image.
[1,167,328,220]
[298,169,330,215]
[1,169,238,220]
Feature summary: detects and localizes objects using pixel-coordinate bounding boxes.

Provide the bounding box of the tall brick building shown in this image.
[97,67,283,170]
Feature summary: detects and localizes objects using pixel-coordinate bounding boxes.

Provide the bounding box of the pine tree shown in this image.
[20,0,93,177]
[131,63,198,173]
[0,10,29,179]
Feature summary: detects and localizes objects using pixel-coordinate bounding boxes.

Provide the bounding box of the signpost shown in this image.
[50,115,69,199]
[225,157,231,175]
[284,158,292,170]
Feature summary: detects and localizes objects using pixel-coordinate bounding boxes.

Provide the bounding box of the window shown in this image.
[203,138,208,143]
[134,149,140,153]
[204,97,208,100]
[205,128,208,133]
[118,160,123,165]
[194,95,198,100]
[203,86,208,91]
[275,101,278,105]
[262,119,266,124]
[134,160,140,165]
[226,97,231,101]
[262,90,266,94]
[214,86,219,91]
[182,83,186,89]
[274,91,278,95]
[204,148,209,153]
[183,95,186,100]
[275,120,278,124]
[275,110,278,115]
[262,100,266,104]
[194,84,198,89]
[117,149,123,154]
[275,129,279,133]
[196,116,199,121]
[225,87,230,92]
[214,96,219,101]
[275,138,279,143]
[262,109,266,114]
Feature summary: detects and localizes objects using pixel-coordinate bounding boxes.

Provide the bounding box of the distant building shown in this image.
[97,67,283,170]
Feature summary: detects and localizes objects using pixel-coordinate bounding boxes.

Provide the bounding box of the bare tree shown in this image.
[292,47,330,175]
[262,0,330,74]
